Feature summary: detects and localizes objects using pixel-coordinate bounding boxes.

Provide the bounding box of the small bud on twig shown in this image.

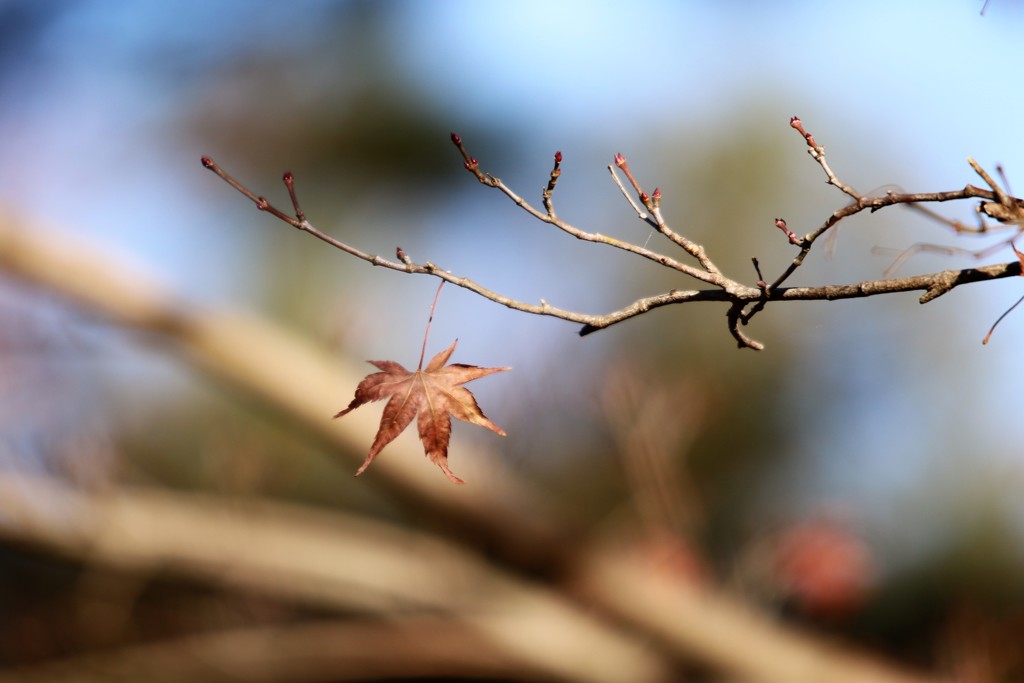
[282,171,305,222]
[790,116,819,150]
[612,153,647,201]
[751,256,768,291]
[396,246,413,265]
[639,191,653,212]
[543,150,563,216]
[201,155,290,221]
[450,132,489,183]
[775,218,801,246]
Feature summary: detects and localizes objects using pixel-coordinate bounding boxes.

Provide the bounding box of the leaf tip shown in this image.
[354,453,376,477]
[441,467,467,485]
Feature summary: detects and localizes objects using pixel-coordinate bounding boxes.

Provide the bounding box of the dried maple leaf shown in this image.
[334,339,509,484]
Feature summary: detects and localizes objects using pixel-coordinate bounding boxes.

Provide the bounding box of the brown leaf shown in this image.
[334,339,510,484]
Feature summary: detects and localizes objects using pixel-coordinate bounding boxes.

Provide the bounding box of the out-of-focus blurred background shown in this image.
[1,1,1023,681]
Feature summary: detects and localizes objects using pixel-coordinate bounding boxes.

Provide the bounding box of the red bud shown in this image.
[450,132,461,145]
[614,153,626,167]
[554,150,562,163]
[200,156,214,168]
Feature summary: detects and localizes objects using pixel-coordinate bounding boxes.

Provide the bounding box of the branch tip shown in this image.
[983,293,1024,345]
[282,170,305,221]
[774,218,800,246]
[789,115,818,148]
[544,151,564,215]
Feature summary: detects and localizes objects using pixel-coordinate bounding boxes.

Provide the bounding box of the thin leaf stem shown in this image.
[419,280,445,370]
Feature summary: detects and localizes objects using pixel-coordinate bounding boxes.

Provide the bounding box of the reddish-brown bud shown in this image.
[614,153,626,167]
[256,197,270,211]
[652,187,661,200]
[640,191,649,202]
[790,117,819,148]
[554,150,562,164]
[201,156,214,168]
[775,218,801,245]
[283,171,294,184]
[450,131,461,145]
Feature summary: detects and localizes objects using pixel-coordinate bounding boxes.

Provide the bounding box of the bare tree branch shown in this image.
[202,119,1024,350]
